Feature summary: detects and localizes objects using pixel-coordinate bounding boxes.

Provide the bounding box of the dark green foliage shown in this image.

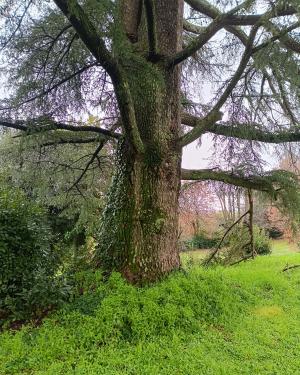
[253,227,272,255]
[267,226,284,239]
[184,233,219,250]
[0,185,66,322]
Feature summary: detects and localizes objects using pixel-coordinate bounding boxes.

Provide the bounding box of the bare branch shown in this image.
[53,0,117,77]
[282,264,300,272]
[68,140,106,191]
[211,26,258,112]
[0,0,33,51]
[229,253,253,266]
[203,209,250,266]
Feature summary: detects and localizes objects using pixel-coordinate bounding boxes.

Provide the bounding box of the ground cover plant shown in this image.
[1,244,300,374]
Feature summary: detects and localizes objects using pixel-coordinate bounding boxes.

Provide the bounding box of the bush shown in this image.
[183,232,219,250]
[254,226,272,255]
[0,186,66,322]
[267,226,284,239]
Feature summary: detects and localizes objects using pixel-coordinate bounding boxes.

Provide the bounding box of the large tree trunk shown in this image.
[95,0,184,284]
[96,66,182,284]
[96,138,182,284]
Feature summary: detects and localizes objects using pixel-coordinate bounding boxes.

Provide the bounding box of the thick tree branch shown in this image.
[182,112,300,143]
[179,111,222,147]
[183,20,204,34]
[209,123,300,143]
[185,0,299,53]
[53,0,144,153]
[0,118,121,139]
[179,26,257,147]
[170,0,254,66]
[253,22,300,55]
[185,1,297,25]
[169,15,226,66]
[181,168,276,195]
[186,0,248,45]
[216,9,297,26]
[42,137,100,147]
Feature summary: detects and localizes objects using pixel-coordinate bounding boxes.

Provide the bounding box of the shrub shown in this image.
[254,226,272,255]
[0,186,65,322]
[183,231,219,250]
[267,226,284,239]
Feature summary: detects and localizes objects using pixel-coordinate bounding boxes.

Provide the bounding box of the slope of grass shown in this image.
[1,252,300,374]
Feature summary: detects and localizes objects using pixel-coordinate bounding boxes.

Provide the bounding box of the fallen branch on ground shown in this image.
[203,210,250,266]
[282,264,300,272]
[229,254,253,266]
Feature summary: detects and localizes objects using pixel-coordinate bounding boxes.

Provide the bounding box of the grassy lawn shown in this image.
[1,244,300,374]
[181,239,300,264]
[271,239,299,255]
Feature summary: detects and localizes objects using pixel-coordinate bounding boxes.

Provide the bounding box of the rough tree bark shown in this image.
[95,0,184,284]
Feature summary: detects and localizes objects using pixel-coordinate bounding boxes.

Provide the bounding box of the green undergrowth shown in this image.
[1,254,300,374]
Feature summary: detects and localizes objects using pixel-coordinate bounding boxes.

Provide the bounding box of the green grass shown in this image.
[271,239,299,255]
[181,239,300,264]
[1,248,300,374]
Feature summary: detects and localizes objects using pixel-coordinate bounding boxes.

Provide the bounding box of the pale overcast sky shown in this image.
[182,135,279,170]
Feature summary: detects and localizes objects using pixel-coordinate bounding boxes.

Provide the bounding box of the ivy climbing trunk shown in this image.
[96,0,184,284]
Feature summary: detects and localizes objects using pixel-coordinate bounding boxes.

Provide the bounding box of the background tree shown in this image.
[179,181,217,238]
[0,0,300,283]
